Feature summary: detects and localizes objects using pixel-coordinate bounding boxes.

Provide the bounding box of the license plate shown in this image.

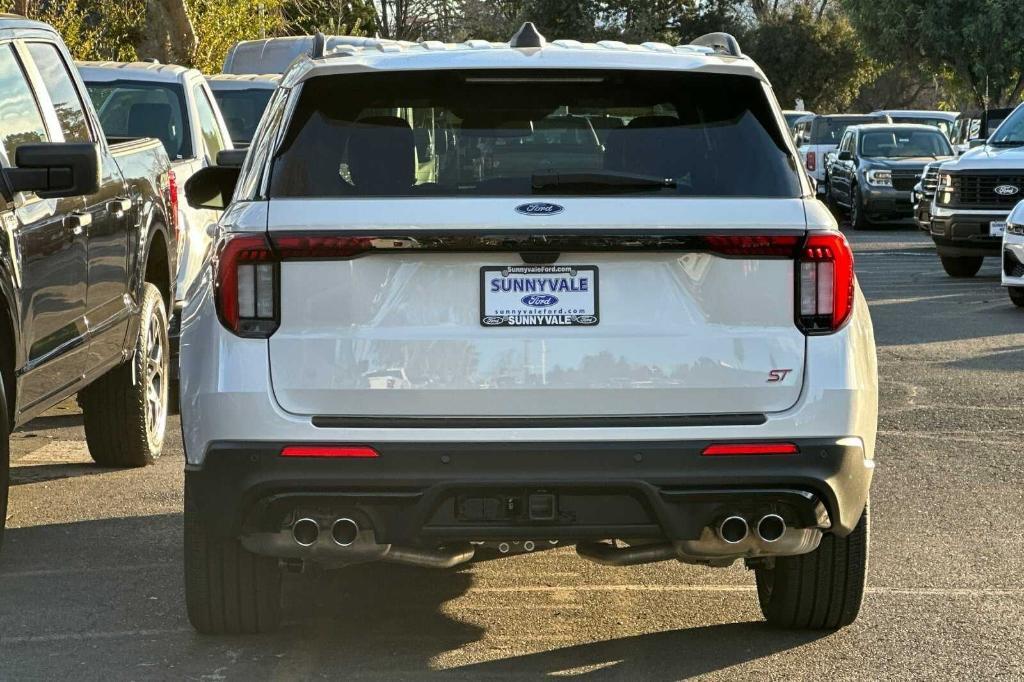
[991,221,1007,237]
[480,265,599,327]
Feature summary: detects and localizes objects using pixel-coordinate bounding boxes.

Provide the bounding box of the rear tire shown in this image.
[184,477,282,634]
[1009,287,1024,307]
[755,504,869,630]
[939,255,984,278]
[80,283,169,467]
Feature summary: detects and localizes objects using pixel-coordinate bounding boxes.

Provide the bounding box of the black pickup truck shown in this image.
[0,17,176,548]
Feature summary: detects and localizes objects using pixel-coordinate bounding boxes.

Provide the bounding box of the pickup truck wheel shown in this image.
[80,283,168,467]
[184,477,282,634]
[850,185,870,230]
[755,504,868,630]
[939,255,984,278]
[1009,287,1024,307]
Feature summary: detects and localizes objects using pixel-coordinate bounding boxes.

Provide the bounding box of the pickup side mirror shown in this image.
[838,150,853,162]
[185,165,240,211]
[216,149,247,168]
[2,143,100,199]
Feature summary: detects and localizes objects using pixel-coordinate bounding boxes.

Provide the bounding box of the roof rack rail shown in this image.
[311,31,327,59]
[689,32,742,57]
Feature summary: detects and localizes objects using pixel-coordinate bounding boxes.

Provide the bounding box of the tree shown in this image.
[282,0,376,35]
[843,0,1024,108]
[746,3,876,112]
[185,0,283,72]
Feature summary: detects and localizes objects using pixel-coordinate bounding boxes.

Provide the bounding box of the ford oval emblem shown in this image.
[995,184,1020,196]
[515,202,564,216]
[521,294,558,308]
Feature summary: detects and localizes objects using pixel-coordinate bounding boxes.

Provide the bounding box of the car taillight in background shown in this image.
[166,170,179,240]
[805,151,816,172]
[797,233,855,334]
[214,233,373,337]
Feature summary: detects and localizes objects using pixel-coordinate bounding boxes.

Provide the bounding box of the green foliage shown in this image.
[282,0,376,36]
[3,0,145,61]
[187,0,284,72]
[746,4,877,112]
[843,0,1024,108]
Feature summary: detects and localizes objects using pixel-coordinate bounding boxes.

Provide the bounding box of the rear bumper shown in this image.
[930,208,1006,256]
[186,437,873,544]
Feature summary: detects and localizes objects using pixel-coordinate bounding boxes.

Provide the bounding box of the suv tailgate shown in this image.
[266,198,807,420]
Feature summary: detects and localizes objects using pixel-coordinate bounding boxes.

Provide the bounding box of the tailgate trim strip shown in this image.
[311,413,768,429]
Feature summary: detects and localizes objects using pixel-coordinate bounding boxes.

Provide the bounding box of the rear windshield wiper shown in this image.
[532,170,677,193]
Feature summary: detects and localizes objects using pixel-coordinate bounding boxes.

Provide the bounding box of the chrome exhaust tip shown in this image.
[717,516,749,544]
[756,514,786,543]
[292,517,320,547]
[330,518,359,547]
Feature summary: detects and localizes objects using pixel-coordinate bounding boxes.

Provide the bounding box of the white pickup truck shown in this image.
[78,61,235,368]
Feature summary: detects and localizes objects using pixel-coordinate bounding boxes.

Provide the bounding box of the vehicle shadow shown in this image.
[0,515,828,678]
[7,463,107,486]
[448,622,829,679]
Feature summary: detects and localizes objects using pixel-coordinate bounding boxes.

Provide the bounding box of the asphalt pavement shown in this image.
[1,226,1022,680]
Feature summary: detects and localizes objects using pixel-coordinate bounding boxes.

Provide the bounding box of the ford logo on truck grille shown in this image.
[516,202,564,216]
[994,184,1020,196]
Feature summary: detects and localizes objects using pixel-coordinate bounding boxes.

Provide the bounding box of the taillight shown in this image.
[215,234,278,337]
[166,170,179,240]
[214,233,374,337]
[703,235,800,257]
[805,151,816,172]
[797,233,854,334]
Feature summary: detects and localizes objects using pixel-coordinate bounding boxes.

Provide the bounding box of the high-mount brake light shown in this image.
[797,233,855,334]
[702,442,799,456]
[281,445,380,458]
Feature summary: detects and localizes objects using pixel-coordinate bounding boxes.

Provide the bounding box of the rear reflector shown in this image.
[702,443,799,456]
[280,445,380,458]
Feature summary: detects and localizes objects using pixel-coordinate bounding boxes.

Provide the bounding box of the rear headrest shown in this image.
[347,116,415,194]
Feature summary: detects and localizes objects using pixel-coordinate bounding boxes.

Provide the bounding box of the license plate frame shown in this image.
[480,265,599,327]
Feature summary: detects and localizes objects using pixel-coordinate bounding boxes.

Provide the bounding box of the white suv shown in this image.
[180,25,878,634]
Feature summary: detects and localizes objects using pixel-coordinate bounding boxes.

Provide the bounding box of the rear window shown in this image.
[210,87,273,144]
[859,129,953,158]
[887,116,953,138]
[810,117,883,145]
[269,70,801,198]
[85,81,192,160]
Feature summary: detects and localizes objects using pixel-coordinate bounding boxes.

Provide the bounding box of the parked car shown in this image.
[222,34,393,74]
[795,113,890,195]
[931,102,1024,277]
[825,123,956,229]
[782,109,813,133]
[1001,200,1024,306]
[949,108,1015,154]
[180,25,877,634]
[870,110,958,139]
[206,74,280,147]
[79,61,234,372]
[0,18,176,548]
